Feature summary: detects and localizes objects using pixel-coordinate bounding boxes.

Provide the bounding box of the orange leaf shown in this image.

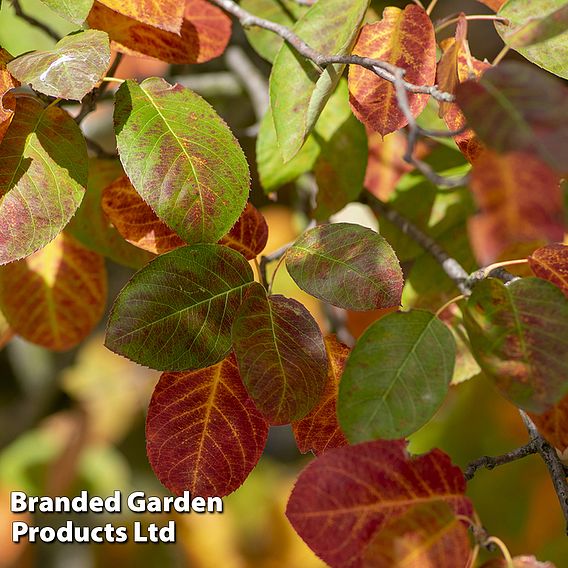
[102,175,185,254]
[87,0,231,64]
[0,49,19,145]
[292,335,349,455]
[286,440,474,568]
[98,0,185,33]
[146,353,269,497]
[475,0,506,12]
[529,394,568,452]
[0,309,13,350]
[528,243,568,297]
[436,16,491,163]
[219,202,269,260]
[363,501,472,568]
[348,5,436,137]
[468,151,564,265]
[0,233,107,351]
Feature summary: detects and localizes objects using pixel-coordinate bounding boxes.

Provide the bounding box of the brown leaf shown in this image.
[528,243,568,297]
[529,394,568,452]
[219,202,269,260]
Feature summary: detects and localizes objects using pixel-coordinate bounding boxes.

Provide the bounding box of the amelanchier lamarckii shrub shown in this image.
[0,0,567,566]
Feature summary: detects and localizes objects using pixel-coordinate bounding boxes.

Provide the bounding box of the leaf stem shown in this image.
[101,76,126,85]
[435,14,510,34]
[435,294,465,317]
[480,258,528,277]
[426,0,439,17]
[492,44,511,65]
[269,254,287,293]
[485,536,514,568]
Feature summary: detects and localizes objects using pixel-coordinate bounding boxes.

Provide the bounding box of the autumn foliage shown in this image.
[0,0,567,566]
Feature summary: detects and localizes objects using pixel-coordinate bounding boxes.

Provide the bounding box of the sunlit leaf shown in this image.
[97,0,184,33]
[0,232,106,351]
[496,1,568,79]
[363,501,472,568]
[0,49,18,145]
[286,223,403,311]
[529,394,568,453]
[8,30,110,101]
[106,244,256,371]
[286,439,473,568]
[39,0,94,25]
[146,354,269,498]
[528,243,568,297]
[468,151,564,265]
[292,335,349,455]
[456,62,568,173]
[66,159,153,269]
[219,202,269,260]
[348,5,436,137]
[114,77,249,244]
[269,0,369,161]
[241,0,307,63]
[338,310,455,441]
[232,284,328,424]
[463,277,568,412]
[0,96,87,264]
[102,174,185,254]
[87,0,231,64]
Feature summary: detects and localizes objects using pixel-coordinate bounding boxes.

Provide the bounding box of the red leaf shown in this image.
[468,151,564,265]
[348,5,436,137]
[219,202,269,260]
[286,440,473,568]
[529,393,568,452]
[528,243,568,297]
[87,0,231,64]
[0,49,18,144]
[292,335,349,455]
[363,501,472,568]
[0,233,106,351]
[146,353,269,497]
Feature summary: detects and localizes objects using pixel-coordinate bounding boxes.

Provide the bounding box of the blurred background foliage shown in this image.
[0,0,566,566]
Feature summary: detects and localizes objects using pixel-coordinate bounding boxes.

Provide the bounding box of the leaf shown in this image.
[468,151,564,265]
[0,309,13,350]
[456,62,568,173]
[87,0,231,64]
[0,49,18,145]
[286,439,474,568]
[286,223,403,311]
[105,244,256,371]
[313,79,368,220]
[65,159,154,269]
[102,175,185,254]
[97,0,184,33]
[476,0,506,10]
[463,277,568,412]
[292,335,349,455]
[231,285,328,424]
[481,556,557,568]
[114,77,250,244]
[529,394,568,452]
[0,232,106,351]
[348,5,437,137]
[39,0,94,25]
[528,243,568,297]
[0,96,87,265]
[241,0,307,63]
[338,310,455,441]
[496,1,568,79]
[362,501,472,568]
[7,30,111,101]
[218,202,269,260]
[269,0,369,162]
[146,353,269,498]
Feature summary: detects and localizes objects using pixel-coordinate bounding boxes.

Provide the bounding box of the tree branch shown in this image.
[12,0,60,41]
[465,440,539,480]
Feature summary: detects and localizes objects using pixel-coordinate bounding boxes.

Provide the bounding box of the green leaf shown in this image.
[7,30,110,101]
[269,0,369,162]
[105,244,255,371]
[39,0,94,25]
[232,284,328,424]
[497,0,568,79]
[114,77,250,244]
[0,96,87,264]
[66,158,154,269]
[456,61,568,173]
[286,223,403,311]
[338,310,456,440]
[463,277,568,413]
[241,0,307,63]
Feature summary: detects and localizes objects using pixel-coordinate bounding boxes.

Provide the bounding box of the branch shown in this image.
[12,0,60,41]
[465,440,539,480]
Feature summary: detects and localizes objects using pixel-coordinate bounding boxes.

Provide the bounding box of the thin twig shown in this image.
[12,0,60,41]
[435,14,510,34]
